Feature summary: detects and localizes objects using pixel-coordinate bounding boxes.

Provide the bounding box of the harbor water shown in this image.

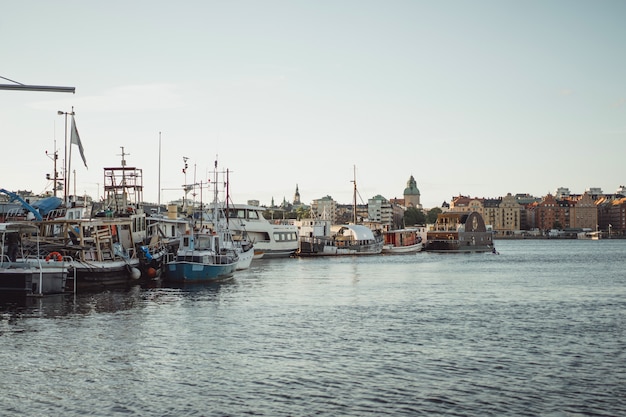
[1,239,625,416]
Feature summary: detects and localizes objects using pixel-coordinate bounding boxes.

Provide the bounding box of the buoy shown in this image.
[147,267,157,278]
[130,267,141,280]
[45,252,63,262]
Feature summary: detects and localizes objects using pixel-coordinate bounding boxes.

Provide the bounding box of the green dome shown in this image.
[403,175,420,196]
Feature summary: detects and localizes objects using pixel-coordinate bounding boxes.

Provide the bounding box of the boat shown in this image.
[0,222,67,295]
[29,151,169,288]
[297,166,383,256]
[165,229,238,283]
[297,223,384,256]
[423,211,495,253]
[577,230,602,240]
[222,203,299,258]
[382,226,426,254]
[164,161,250,281]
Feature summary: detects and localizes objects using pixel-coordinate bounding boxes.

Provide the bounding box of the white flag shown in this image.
[70,115,88,169]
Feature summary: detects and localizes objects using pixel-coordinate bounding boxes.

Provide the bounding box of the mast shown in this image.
[352,165,357,224]
[158,132,161,213]
[226,168,230,228]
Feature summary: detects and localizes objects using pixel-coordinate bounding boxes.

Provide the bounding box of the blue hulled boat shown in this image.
[165,231,237,283]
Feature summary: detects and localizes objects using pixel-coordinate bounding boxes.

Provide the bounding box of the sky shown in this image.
[1,0,625,209]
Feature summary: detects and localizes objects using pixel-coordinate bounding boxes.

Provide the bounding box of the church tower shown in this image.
[403,175,421,209]
[293,184,301,205]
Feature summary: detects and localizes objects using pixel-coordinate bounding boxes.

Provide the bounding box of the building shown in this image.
[569,192,597,230]
[367,195,393,228]
[403,175,421,209]
[293,184,301,206]
[311,196,337,224]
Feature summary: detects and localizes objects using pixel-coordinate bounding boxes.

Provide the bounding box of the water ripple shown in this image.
[1,240,625,416]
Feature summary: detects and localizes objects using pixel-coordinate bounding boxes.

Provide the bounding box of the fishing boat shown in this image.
[424,211,495,253]
[30,150,169,288]
[0,222,67,295]
[165,229,238,283]
[165,161,247,281]
[382,226,426,254]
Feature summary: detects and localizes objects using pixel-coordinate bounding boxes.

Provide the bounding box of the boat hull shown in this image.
[0,264,67,295]
[166,261,236,283]
[298,238,383,256]
[68,259,142,289]
[423,239,493,253]
[235,248,254,270]
[382,243,423,254]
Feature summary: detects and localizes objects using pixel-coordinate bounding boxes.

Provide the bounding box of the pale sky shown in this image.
[1,0,625,209]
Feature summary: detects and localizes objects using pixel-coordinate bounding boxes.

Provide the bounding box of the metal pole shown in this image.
[63,112,68,205]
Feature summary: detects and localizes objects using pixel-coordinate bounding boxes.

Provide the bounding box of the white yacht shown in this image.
[222,204,299,258]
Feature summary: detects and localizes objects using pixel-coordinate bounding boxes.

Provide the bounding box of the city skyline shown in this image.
[1,1,625,208]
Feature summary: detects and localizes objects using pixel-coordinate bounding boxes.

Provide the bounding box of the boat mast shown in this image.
[158,132,161,214]
[352,165,357,224]
[213,157,219,227]
[226,168,230,228]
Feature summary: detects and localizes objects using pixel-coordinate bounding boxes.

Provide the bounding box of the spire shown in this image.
[293,184,301,205]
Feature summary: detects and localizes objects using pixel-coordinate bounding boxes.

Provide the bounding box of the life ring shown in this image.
[45,251,63,262]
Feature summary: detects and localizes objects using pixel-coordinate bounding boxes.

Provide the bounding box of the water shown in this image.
[1,239,625,416]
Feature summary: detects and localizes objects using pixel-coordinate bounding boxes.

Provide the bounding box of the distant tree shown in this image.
[426,207,443,224]
[403,207,426,226]
[295,206,310,220]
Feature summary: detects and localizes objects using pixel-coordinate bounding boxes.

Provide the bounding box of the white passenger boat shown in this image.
[223,204,299,258]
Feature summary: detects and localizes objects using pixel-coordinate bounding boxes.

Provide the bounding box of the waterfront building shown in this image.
[569,192,597,230]
[597,196,626,233]
[450,195,485,216]
[532,194,568,231]
[367,195,393,229]
[482,194,522,236]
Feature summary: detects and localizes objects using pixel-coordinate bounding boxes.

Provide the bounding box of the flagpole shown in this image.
[67,107,74,206]
[57,108,75,206]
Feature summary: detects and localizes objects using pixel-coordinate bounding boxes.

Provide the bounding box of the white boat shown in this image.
[578,231,602,240]
[382,227,426,254]
[0,222,67,295]
[222,204,299,258]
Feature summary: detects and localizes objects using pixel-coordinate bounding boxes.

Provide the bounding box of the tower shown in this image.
[403,175,421,209]
[293,184,301,205]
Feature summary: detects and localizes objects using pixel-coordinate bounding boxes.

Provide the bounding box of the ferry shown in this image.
[222,204,299,258]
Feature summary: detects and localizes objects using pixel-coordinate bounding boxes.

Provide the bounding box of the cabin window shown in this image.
[248,211,259,220]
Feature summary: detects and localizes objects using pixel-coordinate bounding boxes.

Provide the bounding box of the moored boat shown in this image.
[0,222,67,295]
[297,224,384,256]
[382,226,426,254]
[424,211,495,253]
[165,230,237,283]
[223,204,299,258]
[28,152,170,289]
